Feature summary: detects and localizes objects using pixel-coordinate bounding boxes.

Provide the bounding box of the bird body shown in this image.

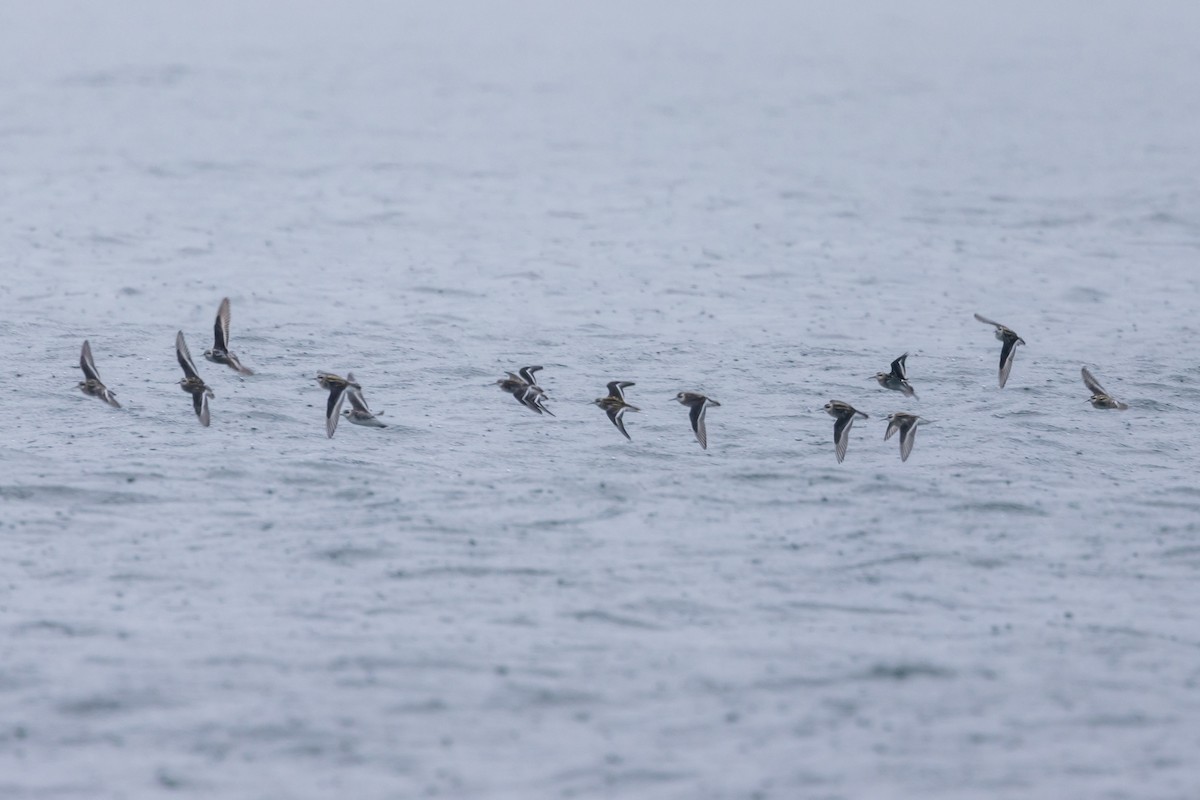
[824,400,868,463]
[77,340,121,408]
[496,365,554,416]
[342,379,387,428]
[594,381,638,440]
[1081,366,1128,410]
[203,297,254,375]
[176,331,214,427]
[873,352,917,398]
[317,371,362,437]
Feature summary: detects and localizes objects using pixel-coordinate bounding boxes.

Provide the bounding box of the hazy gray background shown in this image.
[2,1,1199,797]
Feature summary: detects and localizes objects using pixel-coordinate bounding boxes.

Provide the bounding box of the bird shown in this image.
[494,367,554,417]
[76,340,121,408]
[1081,367,1128,410]
[342,378,388,428]
[872,352,917,398]
[594,381,639,440]
[316,371,361,438]
[884,412,922,462]
[824,400,868,463]
[176,331,214,427]
[516,365,554,416]
[675,392,721,449]
[974,313,1025,388]
[495,365,554,416]
[203,297,254,375]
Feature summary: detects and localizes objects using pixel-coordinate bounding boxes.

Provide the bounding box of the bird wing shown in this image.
[998,337,1019,388]
[606,381,633,401]
[345,385,371,414]
[191,391,210,426]
[974,312,1002,328]
[689,401,708,449]
[214,297,231,351]
[518,365,543,384]
[227,352,253,375]
[607,405,631,440]
[176,331,200,379]
[899,421,918,462]
[80,340,102,382]
[1080,367,1107,396]
[325,385,348,437]
[891,353,909,380]
[833,412,855,463]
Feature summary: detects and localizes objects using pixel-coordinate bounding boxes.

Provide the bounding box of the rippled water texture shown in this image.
[2,1,1200,797]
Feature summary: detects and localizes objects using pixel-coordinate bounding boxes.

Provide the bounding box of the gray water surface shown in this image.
[3,2,1200,798]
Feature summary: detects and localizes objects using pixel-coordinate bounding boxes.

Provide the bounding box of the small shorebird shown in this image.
[594,381,638,440]
[824,400,868,463]
[342,378,387,428]
[884,412,922,462]
[317,371,361,438]
[974,313,1025,388]
[872,352,917,398]
[1081,367,1128,410]
[176,331,214,427]
[675,392,721,449]
[77,340,121,408]
[495,365,554,415]
[203,297,254,375]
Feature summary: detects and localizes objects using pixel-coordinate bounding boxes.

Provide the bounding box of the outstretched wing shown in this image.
[891,353,909,380]
[214,297,232,351]
[973,312,1002,328]
[1080,367,1106,396]
[345,385,371,414]
[325,385,348,437]
[884,417,900,441]
[512,389,540,413]
[193,391,211,427]
[833,412,856,463]
[176,331,200,379]
[518,365,543,385]
[998,337,1019,388]
[830,412,859,462]
[80,340,102,382]
[607,381,635,401]
[607,406,631,440]
[689,401,709,449]
[899,421,918,462]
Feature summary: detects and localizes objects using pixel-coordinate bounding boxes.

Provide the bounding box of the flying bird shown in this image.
[974,313,1025,388]
[824,400,868,463]
[495,365,554,416]
[1081,366,1128,410]
[675,392,721,449]
[872,352,917,398]
[77,340,121,408]
[342,378,388,428]
[203,297,254,375]
[594,381,639,440]
[884,412,922,462]
[176,331,214,427]
[317,371,361,438]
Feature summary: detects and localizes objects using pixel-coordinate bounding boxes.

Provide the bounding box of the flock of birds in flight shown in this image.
[75,299,1131,461]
